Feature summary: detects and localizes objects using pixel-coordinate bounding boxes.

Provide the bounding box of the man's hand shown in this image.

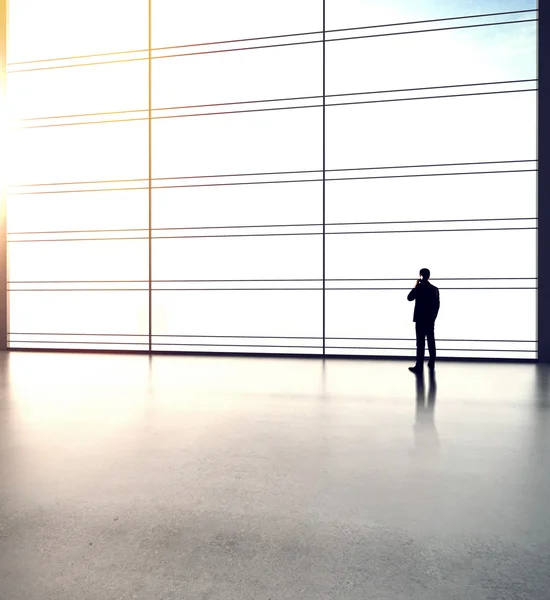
[416,279,421,286]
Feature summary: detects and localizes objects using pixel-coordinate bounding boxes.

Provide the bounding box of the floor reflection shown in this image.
[535,363,550,410]
[412,370,440,453]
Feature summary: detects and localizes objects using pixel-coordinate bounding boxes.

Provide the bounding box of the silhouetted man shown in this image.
[407,268,440,373]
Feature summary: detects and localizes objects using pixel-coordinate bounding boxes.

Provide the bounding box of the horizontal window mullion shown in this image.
[15,80,536,125]
[7,217,536,237]
[15,87,537,129]
[8,10,537,72]
[7,333,537,344]
[8,160,535,191]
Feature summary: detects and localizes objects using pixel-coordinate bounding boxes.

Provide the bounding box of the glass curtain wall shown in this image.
[6,0,537,359]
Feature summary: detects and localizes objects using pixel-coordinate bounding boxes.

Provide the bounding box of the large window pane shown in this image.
[326,230,536,280]
[8,240,149,281]
[8,190,148,233]
[9,291,148,335]
[152,236,321,281]
[326,289,535,346]
[8,62,148,120]
[153,108,322,178]
[326,172,536,223]
[152,183,322,230]
[326,22,536,96]
[152,291,322,339]
[10,121,148,185]
[153,44,322,108]
[326,1,536,30]
[152,0,322,47]
[326,93,536,169]
[435,288,536,342]
[8,0,148,62]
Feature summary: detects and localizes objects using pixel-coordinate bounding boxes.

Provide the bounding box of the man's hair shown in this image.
[420,268,431,280]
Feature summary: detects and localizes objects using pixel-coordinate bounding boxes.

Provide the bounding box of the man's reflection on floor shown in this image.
[412,370,440,455]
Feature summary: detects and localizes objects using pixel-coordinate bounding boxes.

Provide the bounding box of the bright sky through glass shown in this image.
[4,0,538,357]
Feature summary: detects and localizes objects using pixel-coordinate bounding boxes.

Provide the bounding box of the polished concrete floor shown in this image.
[1,352,549,600]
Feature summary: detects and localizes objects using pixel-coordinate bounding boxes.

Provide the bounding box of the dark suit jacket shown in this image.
[407,281,440,323]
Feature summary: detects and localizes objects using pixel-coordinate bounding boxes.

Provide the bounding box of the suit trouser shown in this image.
[415,320,436,365]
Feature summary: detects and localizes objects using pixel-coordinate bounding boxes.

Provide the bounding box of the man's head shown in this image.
[419,268,430,281]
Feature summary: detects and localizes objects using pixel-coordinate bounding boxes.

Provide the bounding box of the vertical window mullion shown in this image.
[148,0,153,353]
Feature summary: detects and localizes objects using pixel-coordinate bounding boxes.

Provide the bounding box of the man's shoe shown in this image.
[409,366,423,374]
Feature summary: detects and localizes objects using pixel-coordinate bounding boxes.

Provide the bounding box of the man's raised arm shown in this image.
[407,279,420,301]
